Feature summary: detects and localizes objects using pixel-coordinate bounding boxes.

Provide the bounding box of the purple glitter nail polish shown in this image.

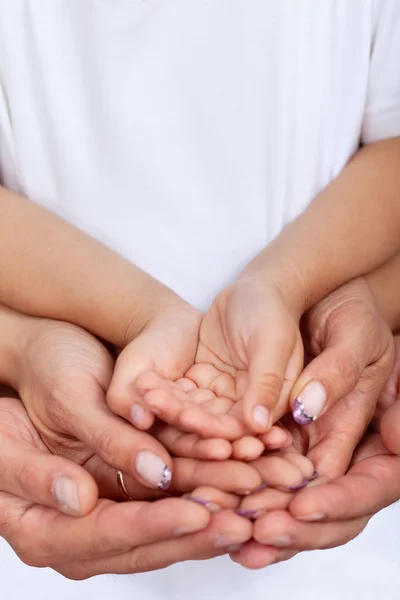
[284,479,309,492]
[184,496,221,512]
[308,470,318,482]
[158,465,172,491]
[292,397,314,426]
[253,482,269,493]
[235,508,264,519]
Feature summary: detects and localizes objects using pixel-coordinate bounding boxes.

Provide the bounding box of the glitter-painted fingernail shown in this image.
[282,479,309,492]
[308,470,318,482]
[135,450,171,490]
[253,482,269,493]
[292,382,327,425]
[185,496,221,513]
[235,508,265,519]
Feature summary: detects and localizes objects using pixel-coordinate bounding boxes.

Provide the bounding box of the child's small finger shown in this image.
[185,486,240,511]
[239,487,292,513]
[280,451,315,480]
[179,407,247,440]
[250,456,307,491]
[231,436,265,461]
[154,425,232,460]
[259,426,293,450]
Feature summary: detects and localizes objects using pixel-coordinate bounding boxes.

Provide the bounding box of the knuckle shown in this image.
[91,427,119,463]
[255,372,283,401]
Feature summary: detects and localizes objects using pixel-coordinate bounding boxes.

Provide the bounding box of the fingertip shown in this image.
[53,470,98,516]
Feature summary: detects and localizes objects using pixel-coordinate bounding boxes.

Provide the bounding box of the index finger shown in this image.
[289,453,400,522]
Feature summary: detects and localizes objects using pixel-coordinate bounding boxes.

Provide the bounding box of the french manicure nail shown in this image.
[53,476,81,514]
[253,406,270,429]
[184,496,221,513]
[308,470,318,482]
[135,450,171,490]
[130,404,146,427]
[235,508,265,519]
[297,512,326,522]
[292,382,327,425]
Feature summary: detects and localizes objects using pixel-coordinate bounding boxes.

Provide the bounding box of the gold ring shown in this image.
[117,470,134,501]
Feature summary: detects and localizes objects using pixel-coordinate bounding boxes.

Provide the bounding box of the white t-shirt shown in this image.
[0,1,399,598]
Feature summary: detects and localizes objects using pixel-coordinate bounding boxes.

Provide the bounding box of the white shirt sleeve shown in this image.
[362,0,400,143]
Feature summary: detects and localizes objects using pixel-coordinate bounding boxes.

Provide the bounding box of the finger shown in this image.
[290,316,392,426]
[380,399,400,455]
[253,509,368,551]
[64,385,173,491]
[250,455,310,491]
[184,486,241,511]
[56,510,253,579]
[152,423,233,460]
[239,486,292,513]
[0,399,97,516]
[289,453,400,523]
[0,495,211,568]
[258,425,293,450]
[143,386,247,440]
[243,326,302,433]
[304,378,384,482]
[231,436,265,461]
[86,456,263,500]
[230,540,297,570]
[169,458,263,495]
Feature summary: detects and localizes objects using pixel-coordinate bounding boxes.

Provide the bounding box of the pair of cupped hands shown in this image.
[1,274,399,580]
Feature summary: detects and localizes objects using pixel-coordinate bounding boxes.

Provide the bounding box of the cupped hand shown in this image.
[230,279,394,569]
[0,388,256,579]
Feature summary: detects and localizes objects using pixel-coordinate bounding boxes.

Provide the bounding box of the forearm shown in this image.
[244,138,400,314]
[366,252,400,332]
[0,187,181,346]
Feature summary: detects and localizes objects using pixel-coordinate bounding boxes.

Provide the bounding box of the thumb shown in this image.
[290,321,392,426]
[243,328,303,433]
[0,430,98,517]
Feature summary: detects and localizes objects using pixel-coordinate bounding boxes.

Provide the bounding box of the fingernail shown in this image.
[253,482,269,493]
[135,450,171,490]
[282,479,309,492]
[53,476,81,514]
[297,512,325,522]
[270,535,293,548]
[253,406,270,429]
[308,470,319,482]
[292,382,327,425]
[130,404,146,427]
[235,508,265,519]
[215,534,245,548]
[227,544,244,553]
[184,496,221,513]
[174,523,207,536]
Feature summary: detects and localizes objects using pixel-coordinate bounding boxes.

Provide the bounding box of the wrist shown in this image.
[238,251,308,318]
[0,305,35,389]
[122,280,196,346]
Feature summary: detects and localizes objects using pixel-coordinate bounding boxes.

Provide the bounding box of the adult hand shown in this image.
[230,279,395,569]
[14,313,266,499]
[0,389,254,579]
